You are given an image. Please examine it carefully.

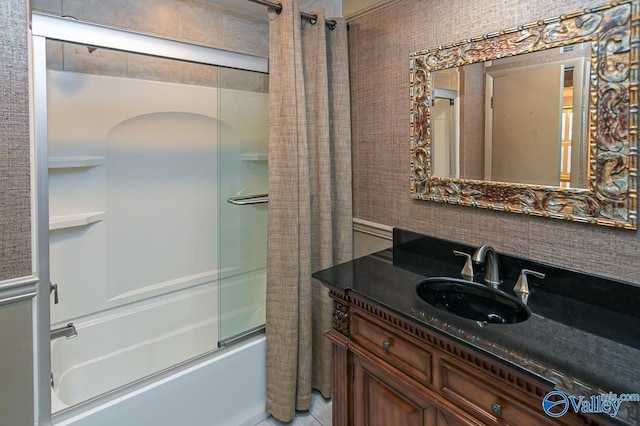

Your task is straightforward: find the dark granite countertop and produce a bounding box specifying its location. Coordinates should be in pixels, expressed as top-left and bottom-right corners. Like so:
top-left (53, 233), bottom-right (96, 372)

top-left (313, 229), bottom-right (640, 425)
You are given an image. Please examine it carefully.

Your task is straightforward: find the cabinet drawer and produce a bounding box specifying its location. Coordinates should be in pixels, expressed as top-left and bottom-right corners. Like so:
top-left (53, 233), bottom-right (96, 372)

top-left (350, 312), bottom-right (432, 387)
top-left (439, 360), bottom-right (558, 425)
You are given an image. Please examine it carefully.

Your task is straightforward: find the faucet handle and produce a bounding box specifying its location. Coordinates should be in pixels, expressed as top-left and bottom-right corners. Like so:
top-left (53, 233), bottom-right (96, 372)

top-left (50, 282), bottom-right (59, 304)
top-left (453, 250), bottom-right (474, 281)
top-left (514, 269), bottom-right (546, 294)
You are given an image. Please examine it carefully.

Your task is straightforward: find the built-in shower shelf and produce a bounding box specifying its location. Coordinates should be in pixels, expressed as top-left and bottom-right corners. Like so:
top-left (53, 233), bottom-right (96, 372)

top-left (49, 156), bottom-right (105, 169)
top-left (241, 154), bottom-right (268, 162)
top-left (49, 211), bottom-right (105, 231)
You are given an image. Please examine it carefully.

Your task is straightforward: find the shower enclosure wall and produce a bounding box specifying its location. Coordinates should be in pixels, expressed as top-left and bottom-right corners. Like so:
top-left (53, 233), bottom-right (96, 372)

top-left (32, 14), bottom-right (268, 425)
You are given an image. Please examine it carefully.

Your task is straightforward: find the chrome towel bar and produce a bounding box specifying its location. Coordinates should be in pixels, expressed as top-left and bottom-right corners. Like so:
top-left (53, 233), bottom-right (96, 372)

top-left (227, 193), bottom-right (269, 205)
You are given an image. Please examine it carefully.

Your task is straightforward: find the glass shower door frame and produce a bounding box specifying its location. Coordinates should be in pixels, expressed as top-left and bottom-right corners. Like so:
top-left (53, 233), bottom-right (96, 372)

top-left (31, 13), bottom-right (267, 426)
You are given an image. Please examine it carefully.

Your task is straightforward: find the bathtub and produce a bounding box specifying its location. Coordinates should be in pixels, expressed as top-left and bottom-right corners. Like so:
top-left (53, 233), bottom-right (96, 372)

top-left (52, 336), bottom-right (267, 426)
top-left (51, 282), bottom-right (267, 426)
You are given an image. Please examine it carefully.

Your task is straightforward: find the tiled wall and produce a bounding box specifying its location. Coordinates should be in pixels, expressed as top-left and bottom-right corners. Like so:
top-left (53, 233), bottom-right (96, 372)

top-left (0, 0), bottom-right (31, 281)
top-left (348, 0), bottom-right (640, 283)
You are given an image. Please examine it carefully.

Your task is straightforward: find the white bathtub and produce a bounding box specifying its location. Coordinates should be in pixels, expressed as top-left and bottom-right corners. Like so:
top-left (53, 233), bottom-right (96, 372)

top-left (50, 282), bottom-right (267, 425)
top-left (52, 336), bottom-right (267, 426)
top-left (51, 283), bottom-right (221, 408)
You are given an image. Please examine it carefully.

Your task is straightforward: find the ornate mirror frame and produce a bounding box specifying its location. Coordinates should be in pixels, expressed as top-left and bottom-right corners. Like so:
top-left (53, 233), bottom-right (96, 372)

top-left (410, 0), bottom-right (638, 229)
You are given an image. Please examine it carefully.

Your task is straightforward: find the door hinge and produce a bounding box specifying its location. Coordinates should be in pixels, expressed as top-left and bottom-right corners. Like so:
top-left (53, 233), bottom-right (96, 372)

top-left (491, 96), bottom-right (494, 109)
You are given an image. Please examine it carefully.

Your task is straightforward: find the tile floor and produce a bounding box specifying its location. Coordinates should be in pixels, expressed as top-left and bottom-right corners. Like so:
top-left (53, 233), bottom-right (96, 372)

top-left (256, 391), bottom-right (332, 425)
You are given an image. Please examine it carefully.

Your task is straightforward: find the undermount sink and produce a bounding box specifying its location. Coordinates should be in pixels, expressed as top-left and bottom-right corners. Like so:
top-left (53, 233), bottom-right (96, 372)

top-left (416, 277), bottom-right (530, 324)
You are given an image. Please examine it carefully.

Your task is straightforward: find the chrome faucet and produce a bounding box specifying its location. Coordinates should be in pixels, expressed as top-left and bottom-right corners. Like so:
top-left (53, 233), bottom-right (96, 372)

top-left (50, 323), bottom-right (78, 341)
top-left (514, 269), bottom-right (546, 296)
top-left (472, 245), bottom-right (501, 289)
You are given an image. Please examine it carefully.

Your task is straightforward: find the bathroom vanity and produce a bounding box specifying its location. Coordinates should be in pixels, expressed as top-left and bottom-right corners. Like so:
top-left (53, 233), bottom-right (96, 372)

top-left (313, 229), bottom-right (640, 426)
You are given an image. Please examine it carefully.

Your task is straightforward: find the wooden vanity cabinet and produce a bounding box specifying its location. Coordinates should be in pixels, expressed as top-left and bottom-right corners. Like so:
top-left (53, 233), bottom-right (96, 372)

top-left (327, 291), bottom-right (609, 426)
top-left (352, 350), bottom-right (480, 425)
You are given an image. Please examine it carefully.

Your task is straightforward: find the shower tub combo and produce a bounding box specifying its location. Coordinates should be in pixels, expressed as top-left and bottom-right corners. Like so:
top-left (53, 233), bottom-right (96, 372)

top-left (33, 14), bottom-right (269, 425)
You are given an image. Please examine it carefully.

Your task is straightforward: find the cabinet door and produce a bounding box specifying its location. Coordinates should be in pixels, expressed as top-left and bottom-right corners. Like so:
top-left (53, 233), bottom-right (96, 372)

top-left (353, 353), bottom-right (478, 426)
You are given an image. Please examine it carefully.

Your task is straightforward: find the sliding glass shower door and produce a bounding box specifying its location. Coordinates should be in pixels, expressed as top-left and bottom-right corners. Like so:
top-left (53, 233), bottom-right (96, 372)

top-left (46, 44), bottom-right (222, 410)
top-left (43, 37), bottom-right (268, 411)
top-left (218, 69), bottom-right (269, 343)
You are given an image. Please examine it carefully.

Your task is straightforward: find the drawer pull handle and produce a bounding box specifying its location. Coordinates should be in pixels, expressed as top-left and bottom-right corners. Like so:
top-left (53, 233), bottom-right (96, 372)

top-left (491, 403), bottom-right (503, 417)
top-left (382, 341), bottom-right (391, 351)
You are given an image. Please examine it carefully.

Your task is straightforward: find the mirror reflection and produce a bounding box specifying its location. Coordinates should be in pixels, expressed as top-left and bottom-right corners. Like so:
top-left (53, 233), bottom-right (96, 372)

top-left (430, 43), bottom-right (591, 188)
top-left (410, 1), bottom-right (638, 229)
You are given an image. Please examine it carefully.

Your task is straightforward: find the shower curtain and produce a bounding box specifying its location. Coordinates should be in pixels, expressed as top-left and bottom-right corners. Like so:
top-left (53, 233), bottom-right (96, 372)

top-left (265, 0), bottom-right (352, 422)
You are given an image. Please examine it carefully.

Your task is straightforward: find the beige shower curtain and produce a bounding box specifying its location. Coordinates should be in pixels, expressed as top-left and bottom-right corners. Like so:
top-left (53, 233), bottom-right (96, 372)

top-left (265, 0), bottom-right (352, 422)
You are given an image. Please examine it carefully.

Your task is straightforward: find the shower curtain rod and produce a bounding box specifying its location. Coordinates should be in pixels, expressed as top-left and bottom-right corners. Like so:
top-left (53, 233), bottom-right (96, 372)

top-left (247, 0), bottom-right (338, 29)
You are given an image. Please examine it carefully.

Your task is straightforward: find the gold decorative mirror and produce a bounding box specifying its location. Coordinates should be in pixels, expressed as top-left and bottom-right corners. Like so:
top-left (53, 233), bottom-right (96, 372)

top-left (410, 0), bottom-right (638, 229)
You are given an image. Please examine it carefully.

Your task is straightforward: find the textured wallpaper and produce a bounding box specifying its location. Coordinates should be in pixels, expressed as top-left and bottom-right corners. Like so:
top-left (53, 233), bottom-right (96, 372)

top-left (0, 0), bottom-right (32, 280)
top-left (349, 0), bottom-right (639, 283)
top-left (32, 0), bottom-right (270, 58)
